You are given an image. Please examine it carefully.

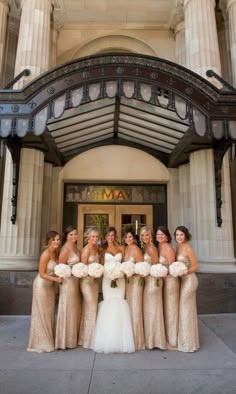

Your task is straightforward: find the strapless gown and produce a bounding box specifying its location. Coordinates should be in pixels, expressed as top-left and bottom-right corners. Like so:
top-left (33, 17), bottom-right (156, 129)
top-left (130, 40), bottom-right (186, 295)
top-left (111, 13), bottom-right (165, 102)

top-left (143, 253), bottom-right (166, 350)
top-left (79, 253), bottom-right (100, 349)
top-left (160, 255), bottom-right (180, 350)
top-left (92, 253), bottom-right (135, 353)
top-left (177, 254), bottom-right (199, 352)
top-left (27, 260), bottom-right (57, 353)
top-left (126, 257), bottom-right (145, 350)
top-left (55, 253), bottom-right (81, 349)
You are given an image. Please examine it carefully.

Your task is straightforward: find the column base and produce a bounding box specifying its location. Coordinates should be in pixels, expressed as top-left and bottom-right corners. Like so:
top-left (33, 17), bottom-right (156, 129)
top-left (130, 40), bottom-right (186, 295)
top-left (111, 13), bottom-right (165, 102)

top-left (199, 259), bottom-right (236, 273)
top-left (0, 257), bottom-right (39, 271)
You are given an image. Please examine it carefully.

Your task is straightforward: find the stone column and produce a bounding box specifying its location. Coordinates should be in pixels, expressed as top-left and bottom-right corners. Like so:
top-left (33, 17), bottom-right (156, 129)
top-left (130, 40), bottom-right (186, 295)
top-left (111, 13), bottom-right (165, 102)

top-left (184, 0), bottom-right (221, 81)
top-left (179, 163), bottom-right (192, 230)
top-left (50, 26), bottom-right (59, 68)
top-left (2, 16), bottom-right (20, 87)
top-left (174, 21), bottom-right (186, 68)
top-left (0, 149), bottom-right (44, 270)
top-left (40, 163), bottom-right (53, 249)
top-left (14, 0), bottom-right (52, 88)
top-left (0, 0), bottom-right (9, 87)
top-left (190, 150), bottom-right (235, 272)
top-left (0, 0), bottom-right (53, 270)
top-left (183, 0), bottom-right (235, 271)
top-left (225, 0), bottom-right (236, 86)
top-left (167, 169), bottom-right (180, 236)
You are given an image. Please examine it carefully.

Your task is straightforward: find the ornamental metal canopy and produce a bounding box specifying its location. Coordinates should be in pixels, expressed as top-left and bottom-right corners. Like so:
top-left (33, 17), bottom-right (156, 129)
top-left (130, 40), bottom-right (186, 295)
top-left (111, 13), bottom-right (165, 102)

top-left (0, 53), bottom-right (236, 225)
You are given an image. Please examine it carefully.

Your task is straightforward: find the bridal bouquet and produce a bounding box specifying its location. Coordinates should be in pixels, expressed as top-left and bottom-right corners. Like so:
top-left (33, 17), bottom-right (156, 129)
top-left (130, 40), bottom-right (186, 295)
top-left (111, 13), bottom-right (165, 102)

top-left (88, 262), bottom-right (104, 278)
top-left (150, 263), bottom-right (168, 286)
top-left (121, 261), bottom-right (135, 278)
top-left (104, 261), bottom-right (124, 288)
top-left (71, 262), bottom-right (88, 278)
top-left (54, 263), bottom-right (71, 279)
top-left (134, 262), bottom-right (151, 285)
top-left (169, 261), bottom-right (188, 277)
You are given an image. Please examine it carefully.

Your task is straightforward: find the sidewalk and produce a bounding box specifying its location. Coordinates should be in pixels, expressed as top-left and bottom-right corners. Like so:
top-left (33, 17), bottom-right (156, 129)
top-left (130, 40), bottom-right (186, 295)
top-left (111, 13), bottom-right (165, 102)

top-left (0, 314), bottom-right (236, 394)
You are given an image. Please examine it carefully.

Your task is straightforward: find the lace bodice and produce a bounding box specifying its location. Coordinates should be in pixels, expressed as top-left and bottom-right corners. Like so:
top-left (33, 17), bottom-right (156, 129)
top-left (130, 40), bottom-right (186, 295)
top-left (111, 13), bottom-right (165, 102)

top-left (103, 252), bottom-right (124, 299)
top-left (104, 252), bottom-right (122, 263)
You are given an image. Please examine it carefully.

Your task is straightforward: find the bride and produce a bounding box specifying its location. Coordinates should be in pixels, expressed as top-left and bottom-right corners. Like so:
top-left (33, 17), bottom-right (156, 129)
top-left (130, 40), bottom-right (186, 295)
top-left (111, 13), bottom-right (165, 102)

top-left (92, 227), bottom-right (135, 354)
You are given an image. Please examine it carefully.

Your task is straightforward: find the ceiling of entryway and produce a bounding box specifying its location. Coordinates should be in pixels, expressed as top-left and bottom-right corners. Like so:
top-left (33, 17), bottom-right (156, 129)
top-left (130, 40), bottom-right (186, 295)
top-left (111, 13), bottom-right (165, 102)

top-left (58, 0), bottom-right (179, 26)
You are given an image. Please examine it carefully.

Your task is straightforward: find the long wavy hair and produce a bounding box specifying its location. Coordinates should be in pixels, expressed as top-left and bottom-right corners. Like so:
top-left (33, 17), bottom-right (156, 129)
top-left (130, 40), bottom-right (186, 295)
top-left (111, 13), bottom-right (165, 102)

top-left (45, 230), bottom-right (60, 259)
top-left (62, 225), bottom-right (77, 245)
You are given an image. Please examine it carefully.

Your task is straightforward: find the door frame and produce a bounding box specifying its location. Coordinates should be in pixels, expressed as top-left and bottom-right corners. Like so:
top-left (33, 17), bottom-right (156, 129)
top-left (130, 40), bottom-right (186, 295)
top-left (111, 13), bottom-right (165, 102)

top-left (77, 203), bottom-right (153, 249)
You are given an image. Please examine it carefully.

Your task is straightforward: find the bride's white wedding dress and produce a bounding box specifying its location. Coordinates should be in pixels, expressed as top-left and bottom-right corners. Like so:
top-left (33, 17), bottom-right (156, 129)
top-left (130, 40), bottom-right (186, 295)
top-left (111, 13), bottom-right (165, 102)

top-left (92, 252), bottom-right (135, 354)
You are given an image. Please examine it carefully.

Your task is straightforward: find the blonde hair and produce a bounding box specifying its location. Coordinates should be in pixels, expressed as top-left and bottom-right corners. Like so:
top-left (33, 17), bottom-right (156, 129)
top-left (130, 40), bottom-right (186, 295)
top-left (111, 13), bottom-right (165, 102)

top-left (84, 227), bottom-right (100, 244)
top-left (139, 226), bottom-right (153, 248)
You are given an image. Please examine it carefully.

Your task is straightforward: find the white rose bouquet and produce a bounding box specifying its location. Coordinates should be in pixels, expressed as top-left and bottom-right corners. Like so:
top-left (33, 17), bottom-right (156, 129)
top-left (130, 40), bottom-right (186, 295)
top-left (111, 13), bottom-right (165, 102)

top-left (54, 263), bottom-right (71, 279)
top-left (169, 261), bottom-right (188, 277)
top-left (88, 262), bottom-right (104, 278)
top-left (121, 261), bottom-right (135, 280)
top-left (134, 261), bottom-right (151, 285)
top-left (104, 261), bottom-right (124, 288)
top-left (150, 263), bottom-right (168, 286)
top-left (71, 262), bottom-right (88, 278)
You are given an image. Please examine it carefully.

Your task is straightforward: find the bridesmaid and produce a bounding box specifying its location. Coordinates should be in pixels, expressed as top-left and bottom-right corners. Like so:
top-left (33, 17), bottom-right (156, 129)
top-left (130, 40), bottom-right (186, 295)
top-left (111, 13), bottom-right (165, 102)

top-left (174, 226), bottom-right (200, 352)
top-left (156, 226), bottom-right (179, 350)
top-left (140, 226), bottom-right (166, 350)
top-left (124, 228), bottom-right (145, 350)
top-left (79, 227), bottom-right (101, 349)
top-left (27, 231), bottom-right (62, 353)
top-left (55, 225), bottom-right (81, 350)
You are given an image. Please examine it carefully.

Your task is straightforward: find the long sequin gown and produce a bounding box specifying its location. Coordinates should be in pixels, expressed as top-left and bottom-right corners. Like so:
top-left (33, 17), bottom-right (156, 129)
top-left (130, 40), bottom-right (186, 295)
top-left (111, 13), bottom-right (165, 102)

top-left (177, 254), bottom-right (200, 352)
top-left (79, 254), bottom-right (100, 349)
top-left (143, 253), bottom-right (166, 350)
top-left (160, 255), bottom-right (180, 350)
top-left (92, 252), bottom-right (135, 353)
top-left (126, 258), bottom-right (145, 350)
top-left (27, 260), bottom-right (57, 353)
top-left (55, 253), bottom-right (81, 349)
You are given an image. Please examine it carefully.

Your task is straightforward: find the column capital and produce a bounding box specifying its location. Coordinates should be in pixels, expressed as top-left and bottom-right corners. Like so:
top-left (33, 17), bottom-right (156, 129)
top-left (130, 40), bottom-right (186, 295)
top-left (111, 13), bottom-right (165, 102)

top-left (169, 0), bottom-right (184, 32)
top-left (52, 0), bottom-right (65, 31)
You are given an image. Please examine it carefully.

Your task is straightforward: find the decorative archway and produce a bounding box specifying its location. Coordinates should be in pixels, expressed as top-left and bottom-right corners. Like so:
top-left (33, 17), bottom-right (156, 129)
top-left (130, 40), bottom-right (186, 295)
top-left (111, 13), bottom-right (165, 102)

top-left (0, 53), bottom-right (236, 225)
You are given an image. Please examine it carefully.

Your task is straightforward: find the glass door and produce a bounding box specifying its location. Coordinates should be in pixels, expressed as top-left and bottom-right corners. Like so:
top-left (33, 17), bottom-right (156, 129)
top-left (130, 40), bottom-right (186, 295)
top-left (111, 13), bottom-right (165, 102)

top-left (77, 204), bottom-right (153, 249)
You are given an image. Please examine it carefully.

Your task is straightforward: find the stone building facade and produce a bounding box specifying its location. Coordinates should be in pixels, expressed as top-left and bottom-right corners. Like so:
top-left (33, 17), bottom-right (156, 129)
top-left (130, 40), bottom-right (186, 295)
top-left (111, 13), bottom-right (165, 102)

top-left (0, 0), bottom-right (236, 314)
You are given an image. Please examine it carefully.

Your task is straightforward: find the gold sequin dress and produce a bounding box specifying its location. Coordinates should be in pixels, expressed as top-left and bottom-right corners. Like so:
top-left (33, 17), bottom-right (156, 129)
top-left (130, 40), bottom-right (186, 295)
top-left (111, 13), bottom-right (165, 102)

top-left (177, 254), bottom-right (200, 352)
top-left (143, 253), bottom-right (166, 349)
top-left (160, 255), bottom-right (180, 350)
top-left (79, 253), bottom-right (100, 349)
top-left (27, 260), bottom-right (57, 353)
top-left (126, 257), bottom-right (145, 350)
top-left (55, 252), bottom-right (81, 349)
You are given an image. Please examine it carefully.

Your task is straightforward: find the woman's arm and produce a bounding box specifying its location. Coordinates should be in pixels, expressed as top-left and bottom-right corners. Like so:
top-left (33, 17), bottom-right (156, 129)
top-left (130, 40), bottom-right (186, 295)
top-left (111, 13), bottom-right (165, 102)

top-left (166, 244), bottom-right (175, 264)
top-left (39, 251), bottom-right (63, 283)
top-left (186, 246), bottom-right (199, 274)
top-left (81, 246), bottom-right (90, 264)
top-left (58, 246), bottom-right (70, 264)
top-left (134, 245), bottom-right (144, 262)
top-left (147, 244), bottom-right (159, 264)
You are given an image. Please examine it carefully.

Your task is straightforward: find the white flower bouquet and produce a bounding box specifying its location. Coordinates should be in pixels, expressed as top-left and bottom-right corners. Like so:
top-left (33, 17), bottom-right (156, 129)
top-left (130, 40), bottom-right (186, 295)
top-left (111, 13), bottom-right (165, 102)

top-left (88, 262), bottom-right (104, 278)
top-left (54, 263), bottom-right (71, 279)
top-left (104, 261), bottom-right (124, 288)
top-left (150, 263), bottom-right (168, 286)
top-left (121, 261), bottom-right (135, 278)
top-left (71, 262), bottom-right (88, 278)
top-left (134, 261), bottom-right (151, 285)
top-left (169, 261), bottom-right (188, 277)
